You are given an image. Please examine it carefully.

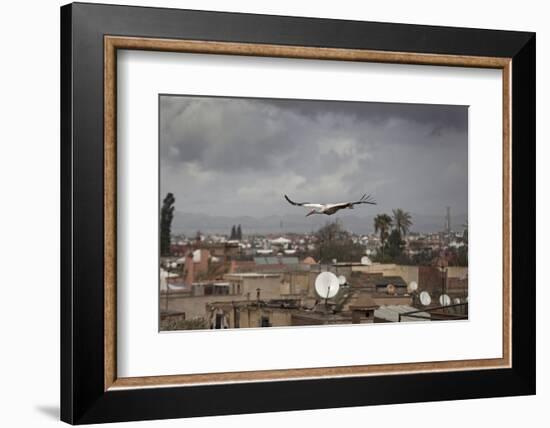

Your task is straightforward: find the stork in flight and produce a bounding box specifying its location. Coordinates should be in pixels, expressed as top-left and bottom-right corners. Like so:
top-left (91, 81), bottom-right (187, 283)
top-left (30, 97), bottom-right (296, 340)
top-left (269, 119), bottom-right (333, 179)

top-left (284, 193), bottom-right (376, 217)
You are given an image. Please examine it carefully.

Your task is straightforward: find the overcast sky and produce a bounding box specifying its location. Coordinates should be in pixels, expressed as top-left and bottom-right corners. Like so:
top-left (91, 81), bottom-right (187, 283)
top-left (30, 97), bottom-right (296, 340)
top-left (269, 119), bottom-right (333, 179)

top-left (160, 95), bottom-right (468, 220)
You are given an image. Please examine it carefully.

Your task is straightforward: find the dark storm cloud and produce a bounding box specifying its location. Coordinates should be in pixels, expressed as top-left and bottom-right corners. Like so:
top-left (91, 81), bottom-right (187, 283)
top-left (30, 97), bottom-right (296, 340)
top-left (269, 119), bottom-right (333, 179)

top-left (160, 96), bottom-right (303, 172)
top-left (159, 94), bottom-right (468, 222)
top-left (253, 97), bottom-right (467, 133)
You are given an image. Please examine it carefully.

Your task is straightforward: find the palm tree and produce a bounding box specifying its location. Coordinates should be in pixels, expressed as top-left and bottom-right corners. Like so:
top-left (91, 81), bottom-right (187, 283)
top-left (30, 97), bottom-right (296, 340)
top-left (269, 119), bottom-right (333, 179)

top-left (392, 208), bottom-right (413, 236)
top-left (374, 214), bottom-right (393, 248)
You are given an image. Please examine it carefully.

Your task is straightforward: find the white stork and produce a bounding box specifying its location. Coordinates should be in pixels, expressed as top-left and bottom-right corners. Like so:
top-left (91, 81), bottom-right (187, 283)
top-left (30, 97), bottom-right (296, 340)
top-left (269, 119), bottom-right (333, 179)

top-left (284, 193), bottom-right (376, 217)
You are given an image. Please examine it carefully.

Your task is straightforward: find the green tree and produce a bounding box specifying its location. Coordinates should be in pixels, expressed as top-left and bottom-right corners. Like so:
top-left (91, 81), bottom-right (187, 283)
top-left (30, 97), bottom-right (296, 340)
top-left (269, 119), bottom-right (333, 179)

top-left (386, 229), bottom-right (405, 259)
top-left (237, 224), bottom-right (242, 241)
top-left (315, 220), bottom-right (365, 264)
top-left (392, 208), bottom-right (413, 236)
top-left (230, 225), bottom-right (236, 240)
top-left (411, 249), bottom-right (436, 266)
top-left (457, 245), bottom-right (468, 266)
top-left (457, 221), bottom-right (468, 266)
top-left (374, 214), bottom-right (393, 256)
top-left (160, 193), bottom-right (175, 256)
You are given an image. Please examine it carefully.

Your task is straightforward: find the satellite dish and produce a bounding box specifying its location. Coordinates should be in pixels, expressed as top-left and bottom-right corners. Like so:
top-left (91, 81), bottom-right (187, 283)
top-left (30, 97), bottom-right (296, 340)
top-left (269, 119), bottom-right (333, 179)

top-left (453, 297), bottom-right (462, 305)
top-left (315, 272), bottom-right (340, 299)
top-left (361, 256), bottom-right (372, 266)
top-left (419, 291), bottom-right (431, 306)
top-left (386, 284), bottom-right (396, 295)
top-left (407, 281), bottom-right (418, 293)
top-left (338, 275), bottom-right (347, 285)
top-left (439, 294), bottom-right (452, 306)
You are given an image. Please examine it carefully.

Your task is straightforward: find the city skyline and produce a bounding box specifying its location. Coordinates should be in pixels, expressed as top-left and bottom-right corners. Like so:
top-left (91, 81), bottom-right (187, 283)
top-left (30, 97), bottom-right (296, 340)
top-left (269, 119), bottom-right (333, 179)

top-left (169, 210), bottom-right (468, 237)
top-left (159, 94), bottom-right (469, 332)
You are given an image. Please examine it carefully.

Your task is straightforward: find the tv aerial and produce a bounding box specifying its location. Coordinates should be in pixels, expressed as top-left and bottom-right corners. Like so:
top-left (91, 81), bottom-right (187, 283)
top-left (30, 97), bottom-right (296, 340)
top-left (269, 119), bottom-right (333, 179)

top-left (315, 272), bottom-right (340, 300)
top-left (386, 283), bottom-right (396, 295)
top-left (419, 291), bottom-right (431, 306)
top-left (338, 275), bottom-right (347, 286)
top-left (361, 256), bottom-right (372, 266)
top-left (439, 294), bottom-right (452, 307)
top-left (407, 281), bottom-right (418, 294)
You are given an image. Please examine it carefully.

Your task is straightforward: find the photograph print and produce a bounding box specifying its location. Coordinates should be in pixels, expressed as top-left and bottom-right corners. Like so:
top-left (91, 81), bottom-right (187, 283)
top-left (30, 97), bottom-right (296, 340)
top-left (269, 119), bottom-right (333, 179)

top-left (159, 94), bottom-right (468, 331)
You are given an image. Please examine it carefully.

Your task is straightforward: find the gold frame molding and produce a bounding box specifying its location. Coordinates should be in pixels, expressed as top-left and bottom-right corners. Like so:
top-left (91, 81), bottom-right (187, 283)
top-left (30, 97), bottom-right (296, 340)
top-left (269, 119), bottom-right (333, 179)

top-left (104, 35), bottom-right (512, 391)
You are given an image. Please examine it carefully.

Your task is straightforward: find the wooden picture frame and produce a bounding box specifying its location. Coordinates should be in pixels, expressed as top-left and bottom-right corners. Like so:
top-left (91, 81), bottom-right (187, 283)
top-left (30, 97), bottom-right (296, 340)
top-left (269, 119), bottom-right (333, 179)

top-left (61, 2), bottom-right (535, 424)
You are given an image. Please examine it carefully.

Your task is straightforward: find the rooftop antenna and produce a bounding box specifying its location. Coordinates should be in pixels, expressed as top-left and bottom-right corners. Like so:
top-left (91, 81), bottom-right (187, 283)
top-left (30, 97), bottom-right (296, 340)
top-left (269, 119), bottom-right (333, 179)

top-left (419, 291), bottom-right (432, 306)
top-left (439, 294), bottom-right (451, 307)
top-left (407, 281), bottom-right (418, 294)
top-left (407, 281), bottom-right (418, 305)
top-left (315, 272), bottom-right (340, 311)
top-left (445, 206), bottom-right (451, 235)
top-left (361, 256), bottom-right (372, 266)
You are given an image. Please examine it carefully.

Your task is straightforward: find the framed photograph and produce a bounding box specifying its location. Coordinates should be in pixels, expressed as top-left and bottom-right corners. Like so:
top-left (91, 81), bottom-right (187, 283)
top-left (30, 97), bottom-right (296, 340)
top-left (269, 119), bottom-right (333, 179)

top-left (61, 2), bottom-right (535, 424)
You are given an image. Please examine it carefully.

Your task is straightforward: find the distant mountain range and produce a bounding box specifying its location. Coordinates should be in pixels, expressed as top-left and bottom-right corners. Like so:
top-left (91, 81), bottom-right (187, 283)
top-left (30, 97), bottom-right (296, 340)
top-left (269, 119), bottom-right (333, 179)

top-left (172, 210), bottom-right (468, 236)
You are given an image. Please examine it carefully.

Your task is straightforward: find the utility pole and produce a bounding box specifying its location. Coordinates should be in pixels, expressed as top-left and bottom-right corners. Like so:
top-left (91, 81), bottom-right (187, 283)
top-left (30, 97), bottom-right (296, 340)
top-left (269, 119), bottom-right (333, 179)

top-left (445, 206), bottom-right (451, 235)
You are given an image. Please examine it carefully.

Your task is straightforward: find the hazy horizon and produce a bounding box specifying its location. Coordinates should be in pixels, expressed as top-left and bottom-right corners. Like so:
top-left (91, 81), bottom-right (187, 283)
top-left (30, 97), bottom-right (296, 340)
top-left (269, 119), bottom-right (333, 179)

top-left (170, 209), bottom-right (468, 236)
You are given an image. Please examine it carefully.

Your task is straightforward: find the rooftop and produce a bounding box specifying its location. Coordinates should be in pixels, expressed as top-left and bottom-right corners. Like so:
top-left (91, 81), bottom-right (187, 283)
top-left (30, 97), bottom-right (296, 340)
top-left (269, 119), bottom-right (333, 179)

top-left (348, 294), bottom-right (379, 310)
top-left (225, 273), bottom-right (281, 279)
top-left (254, 256), bottom-right (299, 265)
top-left (374, 305), bottom-right (431, 322)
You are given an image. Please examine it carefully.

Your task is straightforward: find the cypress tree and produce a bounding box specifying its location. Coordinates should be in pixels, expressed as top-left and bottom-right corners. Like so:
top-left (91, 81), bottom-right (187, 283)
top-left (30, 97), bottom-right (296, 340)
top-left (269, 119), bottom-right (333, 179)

top-left (160, 193), bottom-right (175, 256)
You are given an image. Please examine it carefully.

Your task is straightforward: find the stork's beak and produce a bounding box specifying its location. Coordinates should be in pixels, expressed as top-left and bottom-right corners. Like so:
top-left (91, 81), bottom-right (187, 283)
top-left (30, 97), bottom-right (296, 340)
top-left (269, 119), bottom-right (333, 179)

top-left (306, 210), bottom-right (316, 217)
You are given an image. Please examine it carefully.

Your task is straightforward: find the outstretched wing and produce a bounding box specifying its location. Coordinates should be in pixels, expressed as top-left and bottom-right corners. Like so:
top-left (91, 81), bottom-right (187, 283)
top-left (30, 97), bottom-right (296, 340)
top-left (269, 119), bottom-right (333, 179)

top-left (284, 194), bottom-right (307, 206)
top-left (349, 193), bottom-right (377, 206)
top-left (284, 195), bottom-right (323, 209)
top-left (327, 194), bottom-right (377, 211)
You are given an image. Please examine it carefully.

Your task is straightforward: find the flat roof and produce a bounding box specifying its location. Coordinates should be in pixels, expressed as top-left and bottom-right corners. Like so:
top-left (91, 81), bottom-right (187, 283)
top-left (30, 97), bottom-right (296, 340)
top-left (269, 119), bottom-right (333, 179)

top-left (225, 273), bottom-right (281, 278)
top-left (374, 305), bottom-right (431, 322)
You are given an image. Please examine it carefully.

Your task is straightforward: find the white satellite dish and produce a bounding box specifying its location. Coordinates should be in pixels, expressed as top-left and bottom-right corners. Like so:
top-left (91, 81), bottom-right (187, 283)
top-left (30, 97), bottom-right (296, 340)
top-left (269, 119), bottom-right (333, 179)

top-left (407, 281), bottom-right (418, 293)
top-left (453, 297), bottom-right (462, 305)
top-left (419, 291), bottom-right (431, 306)
top-left (361, 256), bottom-right (372, 266)
top-left (315, 272), bottom-right (340, 299)
top-left (338, 275), bottom-right (347, 285)
top-left (439, 294), bottom-right (452, 306)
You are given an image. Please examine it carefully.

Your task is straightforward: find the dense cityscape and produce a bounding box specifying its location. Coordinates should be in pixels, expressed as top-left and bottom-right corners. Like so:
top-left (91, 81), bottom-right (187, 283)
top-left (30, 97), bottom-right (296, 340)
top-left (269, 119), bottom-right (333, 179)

top-left (158, 95), bottom-right (469, 331)
top-left (160, 193), bottom-right (468, 331)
